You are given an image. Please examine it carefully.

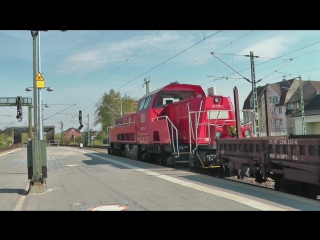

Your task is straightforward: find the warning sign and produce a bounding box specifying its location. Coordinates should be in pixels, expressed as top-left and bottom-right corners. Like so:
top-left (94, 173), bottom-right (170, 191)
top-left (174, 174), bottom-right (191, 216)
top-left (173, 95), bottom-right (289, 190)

top-left (36, 72), bottom-right (45, 88)
top-left (36, 72), bottom-right (45, 81)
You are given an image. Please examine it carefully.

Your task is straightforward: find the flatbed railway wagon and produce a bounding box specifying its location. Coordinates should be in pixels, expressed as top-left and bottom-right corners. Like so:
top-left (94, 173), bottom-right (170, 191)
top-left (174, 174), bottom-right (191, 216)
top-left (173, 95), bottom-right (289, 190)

top-left (217, 87), bottom-right (320, 199)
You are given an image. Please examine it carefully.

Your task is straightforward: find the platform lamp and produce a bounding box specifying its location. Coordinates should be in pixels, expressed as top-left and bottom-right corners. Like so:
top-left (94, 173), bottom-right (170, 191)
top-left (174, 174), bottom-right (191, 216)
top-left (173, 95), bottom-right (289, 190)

top-left (25, 87), bottom-right (53, 140)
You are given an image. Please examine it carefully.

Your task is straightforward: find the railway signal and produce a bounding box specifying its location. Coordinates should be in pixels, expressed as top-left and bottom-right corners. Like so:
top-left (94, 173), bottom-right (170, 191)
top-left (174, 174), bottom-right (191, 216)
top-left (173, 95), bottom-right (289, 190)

top-left (16, 96), bottom-right (22, 122)
top-left (79, 110), bottom-right (83, 130)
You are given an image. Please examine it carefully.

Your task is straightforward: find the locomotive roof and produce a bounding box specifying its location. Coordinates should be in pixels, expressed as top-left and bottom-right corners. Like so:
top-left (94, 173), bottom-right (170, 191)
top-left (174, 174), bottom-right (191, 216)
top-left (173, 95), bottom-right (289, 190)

top-left (142, 83), bottom-right (205, 99)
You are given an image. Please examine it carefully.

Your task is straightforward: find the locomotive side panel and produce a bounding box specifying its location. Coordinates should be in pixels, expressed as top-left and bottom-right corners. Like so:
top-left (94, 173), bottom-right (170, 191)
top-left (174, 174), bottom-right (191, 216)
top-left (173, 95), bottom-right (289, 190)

top-left (135, 94), bottom-right (154, 144)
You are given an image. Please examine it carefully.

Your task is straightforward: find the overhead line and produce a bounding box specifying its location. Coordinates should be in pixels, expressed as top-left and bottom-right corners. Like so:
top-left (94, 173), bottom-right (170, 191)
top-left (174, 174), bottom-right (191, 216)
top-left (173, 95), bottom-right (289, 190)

top-left (47, 31), bottom-right (160, 123)
top-left (74, 31), bottom-right (160, 106)
top-left (143, 30), bottom-right (255, 88)
top-left (115, 30), bottom-right (222, 92)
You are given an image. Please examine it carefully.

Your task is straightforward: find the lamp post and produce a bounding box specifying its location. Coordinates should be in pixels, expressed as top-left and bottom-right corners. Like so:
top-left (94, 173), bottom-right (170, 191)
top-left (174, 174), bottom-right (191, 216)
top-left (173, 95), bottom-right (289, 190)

top-left (26, 87), bottom-right (53, 140)
top-left (28, 30), bottom-right (65, 194)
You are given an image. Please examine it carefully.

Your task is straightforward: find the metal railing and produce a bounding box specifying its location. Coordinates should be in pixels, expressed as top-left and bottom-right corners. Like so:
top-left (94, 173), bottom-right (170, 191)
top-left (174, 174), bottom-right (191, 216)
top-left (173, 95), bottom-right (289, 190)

top-left (187, 102), bottom-right (238, 156)
top-left (46, 140), bottom-right (60, 147)
top-left (154, 115), bottom-right (179, 158)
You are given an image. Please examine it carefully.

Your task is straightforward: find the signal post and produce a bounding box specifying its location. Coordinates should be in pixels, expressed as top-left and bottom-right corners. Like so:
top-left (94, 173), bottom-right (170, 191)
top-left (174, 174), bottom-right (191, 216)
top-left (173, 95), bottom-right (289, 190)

top-left (27, 31), bottom-right (47, 194)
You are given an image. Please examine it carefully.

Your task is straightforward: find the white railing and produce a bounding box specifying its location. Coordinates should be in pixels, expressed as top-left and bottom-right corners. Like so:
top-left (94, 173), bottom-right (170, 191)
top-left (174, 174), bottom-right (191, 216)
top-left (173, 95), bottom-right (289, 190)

top-left (46, 140), bottom-right (60, 147)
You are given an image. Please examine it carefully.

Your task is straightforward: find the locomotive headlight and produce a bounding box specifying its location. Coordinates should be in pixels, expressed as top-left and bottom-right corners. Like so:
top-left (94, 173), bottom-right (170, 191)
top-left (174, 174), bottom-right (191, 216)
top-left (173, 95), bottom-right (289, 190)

top-left (214, 97), bottom-right (219, 103)
top-left (216, 130), bottom-right (221, 139)
top-left (244, 129), bottom-right (251, 138)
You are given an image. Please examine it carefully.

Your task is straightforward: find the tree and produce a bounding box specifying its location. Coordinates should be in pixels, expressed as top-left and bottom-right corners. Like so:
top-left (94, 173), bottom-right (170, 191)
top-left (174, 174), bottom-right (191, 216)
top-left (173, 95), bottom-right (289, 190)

top-left (93, 89), bottom-right (138, 135)
top-left (55, 133), bottom-right (61, 140)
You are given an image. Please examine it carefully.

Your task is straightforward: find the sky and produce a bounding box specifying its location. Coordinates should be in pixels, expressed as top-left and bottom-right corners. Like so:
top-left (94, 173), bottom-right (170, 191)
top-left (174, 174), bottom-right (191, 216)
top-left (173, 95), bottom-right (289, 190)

top-left (1, 30), bottom-right (320, 134)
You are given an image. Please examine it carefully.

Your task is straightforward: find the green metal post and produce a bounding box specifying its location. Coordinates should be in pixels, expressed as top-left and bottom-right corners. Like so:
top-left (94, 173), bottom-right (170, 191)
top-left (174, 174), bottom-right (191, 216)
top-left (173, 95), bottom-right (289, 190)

top-left (28, 105), bottom-right (32, 139)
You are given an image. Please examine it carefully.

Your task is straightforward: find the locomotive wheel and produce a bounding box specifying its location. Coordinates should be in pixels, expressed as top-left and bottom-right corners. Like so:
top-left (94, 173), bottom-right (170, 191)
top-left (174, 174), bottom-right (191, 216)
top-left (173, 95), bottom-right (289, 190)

top-left (274, 176), bottom-right (286, 192)
top-left (219, 165), bottom-right (230, 178)
top-left (110, 149), bottom-right (114, 155)
top-left (121, 150), bottom-right (126, 158)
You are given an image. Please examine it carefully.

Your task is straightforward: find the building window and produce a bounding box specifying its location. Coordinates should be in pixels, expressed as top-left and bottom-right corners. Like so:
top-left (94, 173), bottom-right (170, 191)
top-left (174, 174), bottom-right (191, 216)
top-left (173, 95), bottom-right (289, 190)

top-left (279, 108), bottom-right (282, 114)
top-left (276, 97), bottom-right (278, 103)
top-left (280, 119), bottom-right (283, 126)
top-left (269, 97), bottom-right (272, 103)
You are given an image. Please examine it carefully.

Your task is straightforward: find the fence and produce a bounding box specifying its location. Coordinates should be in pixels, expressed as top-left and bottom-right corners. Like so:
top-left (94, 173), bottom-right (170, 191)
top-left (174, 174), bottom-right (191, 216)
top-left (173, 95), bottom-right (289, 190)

top-left (46, 140), bottom-right (60, 147)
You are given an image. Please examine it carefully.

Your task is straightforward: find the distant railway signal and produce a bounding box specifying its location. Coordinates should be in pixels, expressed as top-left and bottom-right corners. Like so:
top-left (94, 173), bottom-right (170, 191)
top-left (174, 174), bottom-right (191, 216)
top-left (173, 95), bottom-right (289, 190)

top-left (78, 110), bottom-right (83, 130)
top-left (16, 96), bottom-right (22, 122)
top-left (79, 110), bottom-right (82, 124)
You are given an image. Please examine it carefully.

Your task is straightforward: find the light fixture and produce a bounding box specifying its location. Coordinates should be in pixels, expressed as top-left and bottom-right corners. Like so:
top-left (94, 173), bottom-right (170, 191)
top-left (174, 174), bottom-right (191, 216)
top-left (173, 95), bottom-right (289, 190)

top-left (215, 130), bottom-right (221, 139)
top-left (25, 87), bottom-right (53, 92)
top-left (244, 129), bottom-right (251, 138)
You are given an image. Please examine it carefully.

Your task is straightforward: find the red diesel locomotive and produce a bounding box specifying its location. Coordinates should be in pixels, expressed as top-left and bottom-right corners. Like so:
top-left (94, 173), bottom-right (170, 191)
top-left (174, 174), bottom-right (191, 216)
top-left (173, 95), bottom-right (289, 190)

top-left (107, 82), bottom-right (252, 169)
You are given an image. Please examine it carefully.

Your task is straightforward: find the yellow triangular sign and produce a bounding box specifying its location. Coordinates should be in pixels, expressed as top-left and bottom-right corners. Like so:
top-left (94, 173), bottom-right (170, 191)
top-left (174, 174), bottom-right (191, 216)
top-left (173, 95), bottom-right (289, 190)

top-left (36, 72), bottom-right (44, 81)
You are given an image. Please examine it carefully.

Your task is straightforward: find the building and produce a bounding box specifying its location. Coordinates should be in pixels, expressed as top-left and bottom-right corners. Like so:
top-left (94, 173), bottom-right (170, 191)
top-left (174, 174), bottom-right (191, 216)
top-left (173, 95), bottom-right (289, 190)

top-left (242, 78), bottom-right (299, 136)
top-left (63, 127), bottom-right (82, 143)
top-left (290, 89), bottom-right (320, 134)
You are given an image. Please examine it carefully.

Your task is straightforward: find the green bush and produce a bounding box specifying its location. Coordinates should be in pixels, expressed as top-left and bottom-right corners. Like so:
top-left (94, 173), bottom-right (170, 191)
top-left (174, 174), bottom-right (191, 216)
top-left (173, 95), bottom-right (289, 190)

top-left (0, 134), bottom-right (12, 148)
top-left (92, 139), bottom-right (103, 146)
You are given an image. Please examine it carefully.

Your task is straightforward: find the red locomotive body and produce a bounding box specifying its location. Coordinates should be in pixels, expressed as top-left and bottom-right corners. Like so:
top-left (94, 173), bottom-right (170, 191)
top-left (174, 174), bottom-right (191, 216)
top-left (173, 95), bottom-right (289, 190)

top-left (108, 83), bottom-right (252, 168)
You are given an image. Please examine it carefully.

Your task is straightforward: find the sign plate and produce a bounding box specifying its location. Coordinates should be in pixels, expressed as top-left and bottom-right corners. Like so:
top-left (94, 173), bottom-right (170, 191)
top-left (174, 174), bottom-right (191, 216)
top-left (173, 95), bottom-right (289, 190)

top-left (36, 80), bottom-right (45, 88)
top-left (36, 72), bottom-right (45, 81)
top-left (36, 72), bottom-right (45, 88)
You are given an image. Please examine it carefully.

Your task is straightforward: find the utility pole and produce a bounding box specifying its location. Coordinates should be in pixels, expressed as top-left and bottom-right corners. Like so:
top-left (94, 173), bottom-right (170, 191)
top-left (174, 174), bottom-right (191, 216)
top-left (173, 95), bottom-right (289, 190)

top-left (143, 76), bottom-right (150, 94)
top-left (28, 30), bottom-right (47, 194)
top-left (28, 105), bottom-right (32, 140)
top-left (249, 51), bottom-right (260, 137)
top-left (31, 31), bottom-right (38, 141)
top-left (210, 51), bottom-right (291, 138)
top-left (38, 31), bottom-right (43, 140)
top-left (60, 121), bottom-right (63, 141)
top-left (115, 94), bottom-right (128, 117)
top-left (87, 114), bottom-right (90, 145)
top-left (299, 75), bottom-right (306, 135)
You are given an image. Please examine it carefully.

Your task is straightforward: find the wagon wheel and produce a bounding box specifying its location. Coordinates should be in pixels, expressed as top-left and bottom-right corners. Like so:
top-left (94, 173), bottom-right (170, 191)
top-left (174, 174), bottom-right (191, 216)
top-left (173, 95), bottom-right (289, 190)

top-left (236, 169), bottom-right (243, 179)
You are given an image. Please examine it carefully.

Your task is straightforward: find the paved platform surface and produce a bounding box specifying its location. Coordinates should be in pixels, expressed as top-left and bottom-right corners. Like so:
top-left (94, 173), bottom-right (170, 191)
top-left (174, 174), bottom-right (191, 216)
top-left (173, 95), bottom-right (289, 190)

top-left (1, 146), bottom-right (320, 211)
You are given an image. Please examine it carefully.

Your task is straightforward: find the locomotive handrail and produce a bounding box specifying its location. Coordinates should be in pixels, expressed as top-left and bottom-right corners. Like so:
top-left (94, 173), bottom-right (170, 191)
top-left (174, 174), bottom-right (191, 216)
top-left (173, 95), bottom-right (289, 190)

top-left (187, 101), bottom-right (204, 156)
top-left (188, 107), bottom-right (238, 156)
top-left (154, 115), bottom-right (179, 158)
top-left (114, 121), bottom-right (136, 127)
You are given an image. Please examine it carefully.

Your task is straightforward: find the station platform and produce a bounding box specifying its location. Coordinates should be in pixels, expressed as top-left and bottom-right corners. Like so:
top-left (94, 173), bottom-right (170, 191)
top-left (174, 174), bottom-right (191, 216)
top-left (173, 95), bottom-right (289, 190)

top-left (0, 146), bottom-right (320, 211)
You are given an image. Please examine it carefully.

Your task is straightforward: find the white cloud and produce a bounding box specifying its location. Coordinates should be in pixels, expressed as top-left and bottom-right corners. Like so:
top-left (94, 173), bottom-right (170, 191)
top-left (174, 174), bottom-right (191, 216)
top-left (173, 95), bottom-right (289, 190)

top-left (57, 31), bottom-right (228, 75)
top-left (237, 35), bottom-right (298, 58)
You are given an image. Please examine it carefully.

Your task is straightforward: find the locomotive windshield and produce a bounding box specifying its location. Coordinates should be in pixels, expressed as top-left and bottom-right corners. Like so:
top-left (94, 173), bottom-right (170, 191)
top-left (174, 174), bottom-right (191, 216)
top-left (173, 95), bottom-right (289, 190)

top-left (153, 91), bottom-right (195, 108)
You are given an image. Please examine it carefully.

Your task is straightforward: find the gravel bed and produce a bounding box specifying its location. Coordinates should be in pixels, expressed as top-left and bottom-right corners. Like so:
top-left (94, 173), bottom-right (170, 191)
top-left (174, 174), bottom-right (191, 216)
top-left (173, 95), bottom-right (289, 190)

top-left (226, 176), bottom-right (275, 189)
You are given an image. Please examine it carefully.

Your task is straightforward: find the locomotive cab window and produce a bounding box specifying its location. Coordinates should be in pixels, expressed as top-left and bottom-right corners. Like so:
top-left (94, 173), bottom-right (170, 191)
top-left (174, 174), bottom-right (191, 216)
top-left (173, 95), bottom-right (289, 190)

top-left (153, 91), bottom-right (195, 108)
top-left (138, 96), bottom-right (153, 111)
